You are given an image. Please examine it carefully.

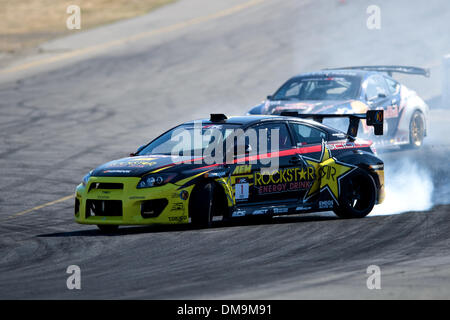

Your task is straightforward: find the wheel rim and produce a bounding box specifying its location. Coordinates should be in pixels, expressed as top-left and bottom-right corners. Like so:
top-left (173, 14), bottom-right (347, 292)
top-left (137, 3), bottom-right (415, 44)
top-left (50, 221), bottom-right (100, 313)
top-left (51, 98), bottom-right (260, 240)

top-left (344, 175), bottom-right (373, 213)
top-left (411, 113), bottom-right (424, 147)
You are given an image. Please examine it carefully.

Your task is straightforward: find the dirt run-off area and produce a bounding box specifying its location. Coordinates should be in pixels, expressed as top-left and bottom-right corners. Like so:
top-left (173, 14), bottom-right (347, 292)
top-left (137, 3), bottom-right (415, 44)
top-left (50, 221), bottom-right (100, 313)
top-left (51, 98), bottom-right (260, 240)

top-left (0, 0), bottom-right (176, 54)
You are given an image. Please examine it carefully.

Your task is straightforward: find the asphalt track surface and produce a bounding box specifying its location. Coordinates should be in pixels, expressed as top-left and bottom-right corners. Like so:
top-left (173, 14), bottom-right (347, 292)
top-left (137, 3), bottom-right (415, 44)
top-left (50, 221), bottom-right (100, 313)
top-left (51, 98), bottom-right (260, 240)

top-left (1, 0), bottom-right (450, 299)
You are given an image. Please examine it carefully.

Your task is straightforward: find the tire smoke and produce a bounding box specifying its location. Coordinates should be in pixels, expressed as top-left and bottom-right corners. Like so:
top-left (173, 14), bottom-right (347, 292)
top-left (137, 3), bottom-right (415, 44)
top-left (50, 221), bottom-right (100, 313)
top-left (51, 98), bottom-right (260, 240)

top-left (370, 158), bottom-right (434, 216)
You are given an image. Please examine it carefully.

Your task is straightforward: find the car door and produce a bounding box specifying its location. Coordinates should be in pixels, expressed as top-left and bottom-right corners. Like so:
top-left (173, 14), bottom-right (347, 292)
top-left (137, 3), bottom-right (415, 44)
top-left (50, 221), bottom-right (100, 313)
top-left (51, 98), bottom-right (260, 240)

top-left (362, 74), bottom-right (396, 136)
top-left (363, 74), bottom-right (392, 110)
top-left (383, 75), bottom-right (402, 134)
top-left (234, 121), bottom-right (299, 205)
top-left (288, 121), bottom-right (328, 201)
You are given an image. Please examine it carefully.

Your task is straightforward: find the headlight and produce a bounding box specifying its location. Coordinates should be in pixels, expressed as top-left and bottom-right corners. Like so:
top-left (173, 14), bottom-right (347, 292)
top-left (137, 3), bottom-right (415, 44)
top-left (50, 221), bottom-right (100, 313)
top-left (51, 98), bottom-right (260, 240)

top-left (137, 173), bottom-right (176, 189)
top-left (81, 171), bottom-right (92, 186)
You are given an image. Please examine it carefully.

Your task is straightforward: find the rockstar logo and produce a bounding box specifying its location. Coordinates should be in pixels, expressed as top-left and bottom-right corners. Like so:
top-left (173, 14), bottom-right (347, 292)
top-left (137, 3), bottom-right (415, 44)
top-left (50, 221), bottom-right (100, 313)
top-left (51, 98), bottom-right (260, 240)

top-left (298, 168), bottom-right (307, 180)
top-left (304, 143), bottom-right (355, 202)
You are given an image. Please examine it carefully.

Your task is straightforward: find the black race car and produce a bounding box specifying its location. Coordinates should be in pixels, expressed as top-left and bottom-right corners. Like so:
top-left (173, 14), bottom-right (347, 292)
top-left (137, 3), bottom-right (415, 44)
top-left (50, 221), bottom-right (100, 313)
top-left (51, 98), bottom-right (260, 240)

top-left (248, 66), bottom-right (429, 149)
top-left (75, 111), bottom-right (385, 232)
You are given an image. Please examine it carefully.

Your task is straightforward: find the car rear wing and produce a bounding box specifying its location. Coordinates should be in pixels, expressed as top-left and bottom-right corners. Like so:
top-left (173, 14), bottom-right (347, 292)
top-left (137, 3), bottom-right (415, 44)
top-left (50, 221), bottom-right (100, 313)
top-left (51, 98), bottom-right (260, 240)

top-left (324, 65), bottom-right (430, 77)
top-left (280, 110), bottom-right (384, 139)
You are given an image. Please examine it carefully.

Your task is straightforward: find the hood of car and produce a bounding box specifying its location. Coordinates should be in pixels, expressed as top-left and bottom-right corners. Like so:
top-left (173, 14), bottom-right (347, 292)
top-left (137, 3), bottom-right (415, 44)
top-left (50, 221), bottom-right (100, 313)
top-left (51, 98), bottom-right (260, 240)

top-left (91, 155), bottom-right (186, 177)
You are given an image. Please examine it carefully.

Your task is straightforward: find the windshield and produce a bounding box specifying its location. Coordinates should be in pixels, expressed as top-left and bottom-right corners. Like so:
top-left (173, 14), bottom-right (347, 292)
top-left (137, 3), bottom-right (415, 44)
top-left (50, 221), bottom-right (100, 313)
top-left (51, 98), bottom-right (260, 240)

top-left (272, 75), bottom-right (361, 101)
top-left (137, 123), bottom-right (242, 156)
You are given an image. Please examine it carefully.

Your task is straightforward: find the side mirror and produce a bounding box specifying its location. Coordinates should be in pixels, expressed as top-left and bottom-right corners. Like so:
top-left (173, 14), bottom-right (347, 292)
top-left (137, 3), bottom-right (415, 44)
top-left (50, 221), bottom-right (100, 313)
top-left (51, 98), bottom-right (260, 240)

top-left (266, 95), bottom-right (273, 100)
top-left (366, 94), bottom-right (376, 103)
top-left (130, 145), bottom-right (145, 157)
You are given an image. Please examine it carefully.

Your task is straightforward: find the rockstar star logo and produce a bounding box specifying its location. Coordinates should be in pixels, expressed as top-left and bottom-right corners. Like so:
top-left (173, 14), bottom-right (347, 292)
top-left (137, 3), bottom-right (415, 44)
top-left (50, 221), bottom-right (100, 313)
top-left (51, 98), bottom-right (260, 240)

top-left (298, 168), bottom-right (307, 180)
top-left (304, 143), bottom-right (355, 202)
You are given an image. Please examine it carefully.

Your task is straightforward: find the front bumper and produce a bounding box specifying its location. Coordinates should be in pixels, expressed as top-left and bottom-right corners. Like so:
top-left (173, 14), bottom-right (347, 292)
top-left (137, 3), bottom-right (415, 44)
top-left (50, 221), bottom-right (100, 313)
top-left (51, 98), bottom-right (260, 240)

top-left (75, 176), bottom-right (193, 225)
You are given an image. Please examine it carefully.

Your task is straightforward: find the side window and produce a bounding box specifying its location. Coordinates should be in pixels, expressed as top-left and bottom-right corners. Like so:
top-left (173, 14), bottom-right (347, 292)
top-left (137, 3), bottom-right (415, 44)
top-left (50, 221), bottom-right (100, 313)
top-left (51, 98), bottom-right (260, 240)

top-left (384, 76), bottom-right (400, 94)
top-left (285, 82), bottom-right (300, 97)
top-left (248, 122), bottom-right (293, 151)
top-left (364, 77), bottom-right (377, 101)
top-left (364, 75), bottom-right (389, 101)
top-left (290, 122), bottom-right (327, 146)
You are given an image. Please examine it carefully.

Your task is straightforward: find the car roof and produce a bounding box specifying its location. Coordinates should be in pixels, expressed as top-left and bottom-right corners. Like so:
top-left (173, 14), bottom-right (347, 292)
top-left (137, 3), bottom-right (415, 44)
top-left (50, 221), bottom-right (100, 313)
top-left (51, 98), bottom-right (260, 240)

top-left (290, 69), bottom-right (374, 80)
top-left (183, 115), bottom-right (340, 133)
top-left (183, 115), bottom-right (283, 126)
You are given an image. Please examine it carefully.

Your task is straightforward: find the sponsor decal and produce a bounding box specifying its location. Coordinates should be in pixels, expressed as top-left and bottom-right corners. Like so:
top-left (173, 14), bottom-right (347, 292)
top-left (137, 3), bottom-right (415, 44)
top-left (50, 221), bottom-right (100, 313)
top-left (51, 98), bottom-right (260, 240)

top-left (321, 165), bottom-right (337, 181)
top-left (232, 210), bottom-right (246, 217)
top-left (327, 142), bottom-right (370, 150)
top-left (296, 206), bottom-right (312, 211)
top-left (384, 106), bottom-right (396, 119)
top-left (107, 159), bottom-right (157, 168)
top-left (254, 166), bottom-right (315, 195)
top-left (125, 161), bottom-right (157, 167)
top-left (235, 181), bottom-right (249, 200)
top-left (171, 203), bottom-right (184, 211)
top-left (319, 200), bottom-right (334, 209)
top-left (168, 216), bottom-right (188, 222)
top-left (256, 182), bottom-right (312, 194)
top-left (332, 132), bottom-right (347, 139)
top-left (305, 143), bottom-right (356, 201)
top-left (273, 103), bottom-right (310, 112)
top-left (319, 160), bottom-right (353, 201)
top-left (252, 209), bottom-right (267, 215)
top-left (208, 171), bottom-right (227, 177)
top-left (103, 169), bottom-right (131, 173)
top-left (129, 196), bottom-right (145, 199)
top-left (232, 165), bottom-right (252, 175)
top-left (273, 207), bottom-right (288, 214)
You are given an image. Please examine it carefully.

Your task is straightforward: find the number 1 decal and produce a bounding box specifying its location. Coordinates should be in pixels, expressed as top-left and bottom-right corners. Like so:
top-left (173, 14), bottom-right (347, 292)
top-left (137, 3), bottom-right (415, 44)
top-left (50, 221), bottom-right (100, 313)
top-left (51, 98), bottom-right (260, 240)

top-left (235, 183), bottom-right (249, 200)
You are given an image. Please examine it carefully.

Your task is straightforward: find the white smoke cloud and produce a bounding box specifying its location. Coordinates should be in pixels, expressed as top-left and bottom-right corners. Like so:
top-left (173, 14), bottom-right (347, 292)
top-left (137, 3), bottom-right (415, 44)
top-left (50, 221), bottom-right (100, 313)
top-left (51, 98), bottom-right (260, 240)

top-left (370, 158), bottom-right (434, 216)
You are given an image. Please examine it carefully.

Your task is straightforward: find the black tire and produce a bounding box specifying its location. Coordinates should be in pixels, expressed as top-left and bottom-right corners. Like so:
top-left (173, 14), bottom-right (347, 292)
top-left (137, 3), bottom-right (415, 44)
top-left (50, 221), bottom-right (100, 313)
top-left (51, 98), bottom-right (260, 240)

top-left (402, 110), bottom-right (425, 149)
top-left (333, 169), bottom-right (376, 219)
top-left (190, 182), bottom-right (214, 228)
top-left (97, 225), bottom-right (119, 233)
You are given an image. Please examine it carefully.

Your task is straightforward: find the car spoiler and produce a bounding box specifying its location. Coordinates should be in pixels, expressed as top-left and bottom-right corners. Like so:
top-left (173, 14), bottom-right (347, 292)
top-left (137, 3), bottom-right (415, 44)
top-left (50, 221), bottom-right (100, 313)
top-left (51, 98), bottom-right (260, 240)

top-left (280, 110), bottom-right (384, 139)
top-left (324, 65), bottom-right (430, 77)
